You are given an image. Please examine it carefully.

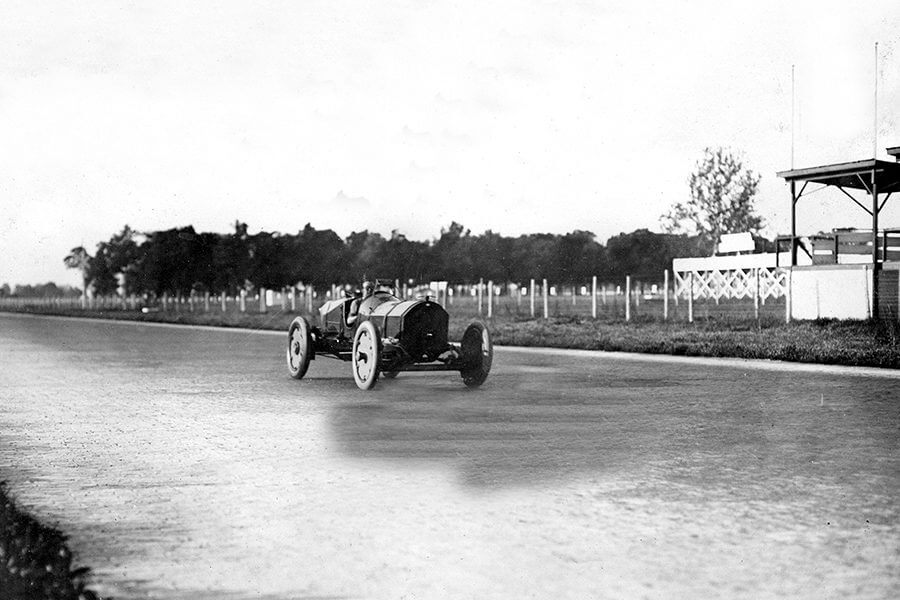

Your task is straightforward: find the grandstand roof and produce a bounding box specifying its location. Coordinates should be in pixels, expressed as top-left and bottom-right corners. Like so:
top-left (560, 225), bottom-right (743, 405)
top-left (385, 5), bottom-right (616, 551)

top-left (777, 158), bottom-right (900, 193)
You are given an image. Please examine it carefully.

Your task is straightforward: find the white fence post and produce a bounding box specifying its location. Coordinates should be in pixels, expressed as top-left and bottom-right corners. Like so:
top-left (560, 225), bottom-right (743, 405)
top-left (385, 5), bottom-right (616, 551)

top-left (591, 275), bottom-right (597, 319)
top-left (754, 268), bottom-right (760, 321)
top-left (487, 280), bottom-right (493, 318)
top-left (688, 272), bottom-right (694, 323)
top-left (221, 292), bottom-right (227, 312)
top-left (240, 290), bottom-right (246, 313)
top-left (542, 278), bottom-right (549, 319)
top-left (530, 279), bottom-right (535, 318)
top-left (663, 270), bottom-right (669, 321)
top-left (477, 278), bottom-right (483, 315)
top-left (625, 276), bottom-right (631, 322)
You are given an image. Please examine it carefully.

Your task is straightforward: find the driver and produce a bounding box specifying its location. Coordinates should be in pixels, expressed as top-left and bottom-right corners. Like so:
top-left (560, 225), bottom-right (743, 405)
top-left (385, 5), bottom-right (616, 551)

top-left (346, 280), bottom-right (375, 326)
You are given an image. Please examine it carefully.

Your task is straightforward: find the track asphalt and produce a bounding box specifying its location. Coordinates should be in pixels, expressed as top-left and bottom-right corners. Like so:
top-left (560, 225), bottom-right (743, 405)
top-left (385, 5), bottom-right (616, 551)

top-left (1, 313), bottom-right (898, 599)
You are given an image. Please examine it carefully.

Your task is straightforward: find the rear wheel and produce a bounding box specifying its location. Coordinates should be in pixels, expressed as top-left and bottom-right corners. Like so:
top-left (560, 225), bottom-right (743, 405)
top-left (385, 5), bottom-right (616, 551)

top-left (382, 370), bottom-right (399, 379)
top-left (352, 320), bottom-right (381, 390)
top-left (460, 321), bottom-right (492, 388)
top-left (287, 317), bottom-right (312, 379)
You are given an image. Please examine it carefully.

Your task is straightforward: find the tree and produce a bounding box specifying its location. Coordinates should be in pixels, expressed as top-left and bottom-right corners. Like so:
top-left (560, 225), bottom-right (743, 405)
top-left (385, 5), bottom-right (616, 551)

top-left (432, 222), bottom-right (475, 282)
top-left (551, 230), bottom-right (604, 283)
top-left (131, 227), bottom-right (203, 296)
top-left (374, 230), bottom-right (430, 284)
top-left (469, 230), bottom-right (509, 283)
top-left (605, 229), bottom-right (700, 281)
top-left (289, 224), bottom-right (345, 288)
top-left (64, 246), bottom-right (91, 304)
top-left (344, 230), bottom-right (386, 283)
top-left (212, 221), bottom-right (251, 295)
top-left (661, 147), bottom-right (763, 252)
top-left (89, 225), bottom-right (140, 296)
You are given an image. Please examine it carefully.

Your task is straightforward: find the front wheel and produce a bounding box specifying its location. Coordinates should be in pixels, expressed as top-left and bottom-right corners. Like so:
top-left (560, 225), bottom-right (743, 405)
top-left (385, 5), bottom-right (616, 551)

top-left (352, 320), bottom-right (381, 390)
top-left (287, 316), bottom-right (312, 379)
top-left (460, 321), bottom-right (492, 388)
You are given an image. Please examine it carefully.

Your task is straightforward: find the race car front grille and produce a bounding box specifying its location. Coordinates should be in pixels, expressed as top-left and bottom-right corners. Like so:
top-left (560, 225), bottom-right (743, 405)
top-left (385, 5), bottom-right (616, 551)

top-left (399, 302), bottom-right (449, 360)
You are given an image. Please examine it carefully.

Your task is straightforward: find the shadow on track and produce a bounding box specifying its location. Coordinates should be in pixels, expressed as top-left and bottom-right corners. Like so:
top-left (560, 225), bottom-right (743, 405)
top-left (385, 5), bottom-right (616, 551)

top-left (327, 356), bottom-right (691, 490)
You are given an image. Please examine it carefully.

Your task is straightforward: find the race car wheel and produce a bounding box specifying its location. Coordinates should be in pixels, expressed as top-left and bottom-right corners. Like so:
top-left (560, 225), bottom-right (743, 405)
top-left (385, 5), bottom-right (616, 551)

top-left (460, 321), bottom-right (492, 388)
top-left (352, 320), bottom-right (381, 390)
top-left (287, 316), bottom-right (312, 380)
top-left (382, 370), bottom-right (399, 379)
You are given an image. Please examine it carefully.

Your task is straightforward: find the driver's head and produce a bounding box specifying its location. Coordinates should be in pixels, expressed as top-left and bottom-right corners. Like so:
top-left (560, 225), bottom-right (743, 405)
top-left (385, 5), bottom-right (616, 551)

top-left (362, 280), bottom-right (375, 296)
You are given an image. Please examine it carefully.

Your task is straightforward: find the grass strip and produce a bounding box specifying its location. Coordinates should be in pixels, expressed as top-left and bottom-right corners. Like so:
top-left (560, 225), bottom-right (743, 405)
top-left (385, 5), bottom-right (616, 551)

top-left (0, 483), bottom-right (101, 600)
top-left (3, 306), bottom-right (899, 369)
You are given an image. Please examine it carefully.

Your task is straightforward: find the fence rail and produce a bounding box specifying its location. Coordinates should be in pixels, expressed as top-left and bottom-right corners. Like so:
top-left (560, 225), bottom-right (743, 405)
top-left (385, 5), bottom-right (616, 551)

top-left (776, 229), bottom-right (900, 265)
top-left (673, 267), bottom-right (787, 303)
top-left (1, 270), bottom-right (794, 324)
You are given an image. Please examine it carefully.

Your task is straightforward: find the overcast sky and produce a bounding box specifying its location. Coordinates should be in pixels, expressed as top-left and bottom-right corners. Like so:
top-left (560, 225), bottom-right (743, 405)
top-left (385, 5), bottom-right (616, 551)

top-left (1, 1), bottom-right (898, 287)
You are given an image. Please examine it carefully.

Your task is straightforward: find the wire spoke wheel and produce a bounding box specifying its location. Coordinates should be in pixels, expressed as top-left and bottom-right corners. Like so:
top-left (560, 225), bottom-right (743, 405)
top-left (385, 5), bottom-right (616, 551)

top-left (286, 317), bottom-right (312, 380)
top-left (352, 321), bottom-right (381, 390)
top-left (460, 321), bottom-right (492, 388)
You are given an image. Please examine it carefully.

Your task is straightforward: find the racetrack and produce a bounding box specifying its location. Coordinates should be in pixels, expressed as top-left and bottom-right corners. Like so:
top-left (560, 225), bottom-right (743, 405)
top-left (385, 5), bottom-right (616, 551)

top-left (0, 313), bottom-right (898, 599)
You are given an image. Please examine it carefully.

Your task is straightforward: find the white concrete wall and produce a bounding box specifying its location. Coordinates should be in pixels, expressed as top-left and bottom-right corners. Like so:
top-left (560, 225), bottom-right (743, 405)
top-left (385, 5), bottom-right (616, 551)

top-left (790, 265), bottom-right (873, 320)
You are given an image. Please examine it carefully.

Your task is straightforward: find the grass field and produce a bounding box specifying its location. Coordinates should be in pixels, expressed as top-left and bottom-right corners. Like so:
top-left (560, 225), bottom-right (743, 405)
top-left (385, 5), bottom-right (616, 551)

top-left (2, 294), bottom-right (898, 369)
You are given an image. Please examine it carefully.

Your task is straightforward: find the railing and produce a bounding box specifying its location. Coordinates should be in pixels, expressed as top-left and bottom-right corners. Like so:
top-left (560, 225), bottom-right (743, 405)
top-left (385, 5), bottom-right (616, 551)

top-left (673, 268), bottom-right (788, 303)
top-left (776, 229), bottom-right (900, 266)
top-left (0, 272), bottom-right (790, 324)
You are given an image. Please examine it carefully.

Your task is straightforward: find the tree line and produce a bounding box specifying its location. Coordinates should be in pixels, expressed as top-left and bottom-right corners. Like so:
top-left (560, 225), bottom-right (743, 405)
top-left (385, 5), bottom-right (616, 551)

top-left (56, 221), bottom-right (763, 298)
top-left (0, 282), bottom-right (82, 299)
top-left (24, 146), bottom-right (763, 299)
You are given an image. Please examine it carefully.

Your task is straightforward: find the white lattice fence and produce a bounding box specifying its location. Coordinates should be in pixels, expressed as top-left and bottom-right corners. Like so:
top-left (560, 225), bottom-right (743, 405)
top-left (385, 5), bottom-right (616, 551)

top-left (674, 268), bottom-right (788, 303)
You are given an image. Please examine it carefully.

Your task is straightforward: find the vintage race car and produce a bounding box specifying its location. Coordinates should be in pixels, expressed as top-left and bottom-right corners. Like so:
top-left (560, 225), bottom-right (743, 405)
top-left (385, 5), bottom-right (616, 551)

top-left (286, 281), bottom-right (492, 390)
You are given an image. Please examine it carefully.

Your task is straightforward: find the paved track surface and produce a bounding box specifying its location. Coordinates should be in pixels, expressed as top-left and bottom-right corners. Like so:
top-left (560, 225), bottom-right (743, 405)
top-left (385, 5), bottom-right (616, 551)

top-left (0, 313), bottom-right (898, 599)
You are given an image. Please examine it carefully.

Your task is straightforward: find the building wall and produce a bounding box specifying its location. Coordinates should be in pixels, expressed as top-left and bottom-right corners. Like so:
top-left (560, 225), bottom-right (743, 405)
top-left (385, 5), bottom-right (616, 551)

top-left (877, 265), bottom-right (900, 320)
top-left (790, 265), bottom-right (873, 320)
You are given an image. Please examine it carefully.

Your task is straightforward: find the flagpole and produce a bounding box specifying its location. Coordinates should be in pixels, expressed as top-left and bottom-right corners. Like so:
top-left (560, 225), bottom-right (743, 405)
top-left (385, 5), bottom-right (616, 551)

top-left (791, 64), bottom-right (795, 169)
top-left (873, 42), bottom-right (878, 159)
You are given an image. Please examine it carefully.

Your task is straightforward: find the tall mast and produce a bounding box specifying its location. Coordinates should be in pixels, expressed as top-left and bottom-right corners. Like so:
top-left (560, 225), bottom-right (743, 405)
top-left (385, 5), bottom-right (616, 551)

top-left (874, 42), bottom-right (879, 159)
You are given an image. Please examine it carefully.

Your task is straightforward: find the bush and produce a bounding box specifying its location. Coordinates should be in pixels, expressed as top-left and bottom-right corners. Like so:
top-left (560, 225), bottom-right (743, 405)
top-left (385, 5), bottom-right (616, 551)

top-left (0, 483), bottom-right (101, 600)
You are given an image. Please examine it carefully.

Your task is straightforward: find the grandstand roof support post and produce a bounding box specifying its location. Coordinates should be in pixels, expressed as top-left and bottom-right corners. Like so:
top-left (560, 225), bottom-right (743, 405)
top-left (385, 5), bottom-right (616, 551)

top-left (790, 180), bottom-right (798, 266)
top-left (872, 167), bottom-right (880, 317)
top-left (872, 168), bottom-right (879, 264)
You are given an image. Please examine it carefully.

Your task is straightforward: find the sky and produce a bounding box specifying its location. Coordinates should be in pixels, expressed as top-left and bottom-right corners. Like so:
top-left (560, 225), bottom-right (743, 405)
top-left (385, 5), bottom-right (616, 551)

top-left (1, 0), bottom-right (898, 287)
